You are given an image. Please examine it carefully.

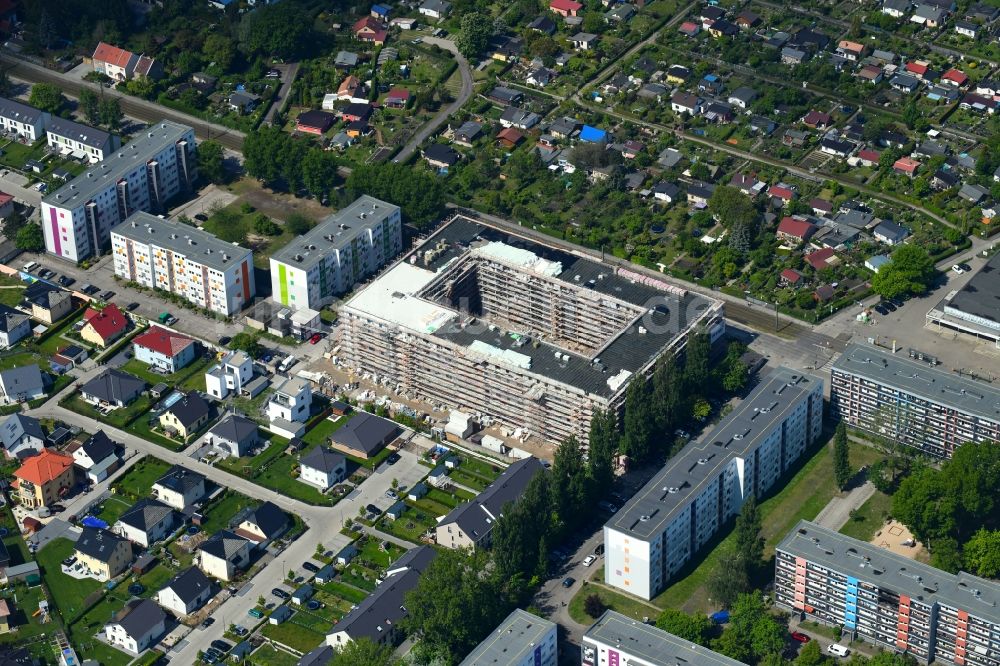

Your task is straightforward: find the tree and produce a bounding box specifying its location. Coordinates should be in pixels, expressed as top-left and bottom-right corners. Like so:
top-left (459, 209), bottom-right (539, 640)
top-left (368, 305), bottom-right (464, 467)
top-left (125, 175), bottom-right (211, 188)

top-left (734, 493), bottom-right (764, 575)
top-left (230, 332), bottom-right (264, 359)
top-left (652, 354), bottom-right (682, 437)
top-left (202, 33), bottom-right (236, 72)
top-left (871, 245), bottom-right (936, 299)
top-left (301, 148), bottom-right (339, 199)
top-left (198, 140), bottom-right (226, 185)
top-left (404, 548), bottom-right (514, 664)
top-left (98, 97), bottom-right (123, 131)
top-left (709, 185), bottom-right (759, 230)
top-left (238, 2), bottom-right (312, 60)
top-left (707, 555), bottom-right (750, 608)
top-left (330, 638), bottom-right (398, 666)
top-left (2, 209), bottom-right (26, 240)
top-left (29, 83), bottom-right (65, 115)
top-left (252, 214), bottom-right (281, 236)
top-left (714, 593), bottom-right (787, 663)
top-left (551, 436), bottom-right (592, 535)
top-left (795, 638), bottom-right (830, 666)
top-left (455, 13), bottom-right (494, 59)
top-left (15, 223), bottom-right (44, 252)
top-left (720, 342), bottom-right (748, 393)
top-left (684, 332), bottom-right (711, 394)
top-left (833, 422), bottom-right (851, 490)
top-left (584, 594), bottom-right (607, 619)
top-left (79, 88), bottom-right (101, 126)
top-left (244, 126), bottom-right (290, 185)
top-left (344, 163), bottom-right (445, 229)
top-left (588, 408), bottom-right (617, 492)
top-left (964, 529), bottom-right (1000, 578)
top-left (286, 213), bottom-right (314, 236)
top-left (621, 376), bottom-right (653, 463)
top-left (656, 608), bottom-right (712, 645)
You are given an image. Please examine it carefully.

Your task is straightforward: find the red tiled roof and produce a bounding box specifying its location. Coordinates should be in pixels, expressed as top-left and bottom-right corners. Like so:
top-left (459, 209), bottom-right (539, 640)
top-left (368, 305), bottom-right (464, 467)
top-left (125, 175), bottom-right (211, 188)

top-left (82, 304), bottom-right (128, 342)
top-left (893, 157), bottom-right (920, 174)
top-left (857, 149), bottom-right (881, 163)
top-left (550, 0), bottom-right (583, 11)
top-left (769, 185), bottom-right (795, 200)
top-left (134, 55), bottom-right (157, 77)
top-left (781, 269), bottom-right (803, 283)
top-left (497, 127), bottom-right (524, 144)
top-left (905, 61), bottom-right (928, 76)
top-left (387, 88), bottom-right (410, 101)
top-left (133, 325), bottom-right (195, 358)
top-left (679, 21), bottom-right (700, 32)
top-left (810, 198), bottom-right (833, 212)
top-left (0, 191), bottom-right (12, 206)
top-left (15, 449), bottom-right (74, 486)
top-left (802, 110), bottom-right (831, 126)
top-left (353, 16), bottom-right (385, 33)
top-left (942, 68), bottom-right (968, 84)
top-left (806, 248), bottom-right (837, 269)
top-left (777, 216), bottom-right (816, 240)
top-left (92, 42), bottom-right (135, 68)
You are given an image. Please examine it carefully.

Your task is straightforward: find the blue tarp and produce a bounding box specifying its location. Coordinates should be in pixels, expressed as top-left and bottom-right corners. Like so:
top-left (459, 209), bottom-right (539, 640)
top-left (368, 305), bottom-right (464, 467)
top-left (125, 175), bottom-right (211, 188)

top-left (579, 125), bottom-right (606, 143)
top-left (81, 516), bottom-right (109, 529)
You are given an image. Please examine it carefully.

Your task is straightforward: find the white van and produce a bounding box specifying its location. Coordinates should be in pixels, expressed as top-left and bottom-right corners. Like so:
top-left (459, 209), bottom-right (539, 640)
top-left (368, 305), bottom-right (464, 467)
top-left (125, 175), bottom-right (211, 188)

top-left (278, 355), bottom-right (297, 373)
top-left (826, 644), bottom-right (850, 657)
top-left (22, 261), bottom-right (38, 273)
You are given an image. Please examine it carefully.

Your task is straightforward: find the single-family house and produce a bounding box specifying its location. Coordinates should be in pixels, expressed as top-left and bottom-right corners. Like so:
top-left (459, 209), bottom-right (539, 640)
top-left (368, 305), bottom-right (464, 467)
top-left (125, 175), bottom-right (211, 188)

top-left (727, 87), bottom-right (758, 110)
top-left (836, 40), bottom-right (866, 61)
top-left (114, 498), bottom-right (177, 548)
top-left (296, 110), bottom-right (337, 135)
top-left (423, 143), bottom-right (461, 169)
top-left (670, 91), bottom-right (701, 115)
top-left (75, 527), bottom-right (132, 581)
top-left (780, 269), bottom-right (803, 285)
top-left (198, 530), bottom-right (251, 581)
top-left (942, 68), bottom-right (969, 87)
top-left (228, 91), bottom-right (260, 116)
top-left (857, 149), bottom-right (881, 167)
top-left (777, 216), bottom-right (817, 243)
top-left (820, 138), bottom-right (853, 158)
top-left (528, 15), bottom-right (557, 34)
top-left (80, 303), bottom-right (128, 348)
top-left (330, 412), bottom-right (400, 460)
top-left (234, 501), bottom-right (289, 547)
top-left (499, 107), bottom-right (541, 130)
top-left (0, 305), bottom-right (29, 349)
top-left (133, 326), bottom-right (197, 374)
top-left (419, 0), bottom-right (451, 20)
top-left (893, 156), bottom-right (921, 177)
top-left (678, 20), bottom-right (701, 37)
top-left (0, 413), bottom-right (44, 460)
top-left (805, 247), bottom-right (839, 270)
top-left (266, 377), bottom-right (312, 430)
top-left (152, 465), bottom-right (207, 511)
top-left (873, 220), bottom-right (911, 245)
top-left (205, 351), bottom-right (253, 400)
top-left (954, 19), bottom-right (979, 38)
top-left (207, 414), bottom-right (260, 458)
top-left (353, 16), bottom-right (387, 45)
top-left (159, 391), bottom-right (211, 440)
top-left (70, 431), bottom-right (120, 483)
top-left (652, 181), bottom-right (681, 203)
top-left (453, 121), bottom-right (484, 147)
top-left (802, 110), bottom-right (832, 129)
top-left (768, 183), bottom-right (797, 206)
top-left (92, 42), bottom-right (161, 82)
top-left (299, 446), bottom-right (347, 490)
top-left (0, 366), bottom-right (44, 405)
top-left (156, 567), bottom-right (214, 617)
top-left (687, 181), bottom-right (715, 206)
top-left (80, 369), bottom-right (145, 409)
top-left (883, 0), bottom-right (911, 17)
top-left (105, 599), bottom-right (166, 655)
top-left (26, 283), bottom-right (73, 325)
top-left (550, 0), bottom-right (583, 17)
top-left (865, 255), bottom-right (891, 273)
top-left (959, 183), bottom-right (990, 204)
top-left (12, 448), bottom-right (75, 509)
top-left (911, 4), bottom-right (946, 27)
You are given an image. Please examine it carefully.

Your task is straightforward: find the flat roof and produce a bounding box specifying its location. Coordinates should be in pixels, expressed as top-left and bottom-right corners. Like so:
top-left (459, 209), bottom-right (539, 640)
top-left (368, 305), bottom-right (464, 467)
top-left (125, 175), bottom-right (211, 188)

top-left (459, 609), bottom-right (555, 665)
top-left (944, 251), bottom-right (1000, 327)
top-left (270, 195), bottom-right (399, 271)
top-left (111, 211), bottom-right (251, 272)
top-left (832, 343), bottom-right (1000, 424)
top-left (778, 520), bottom-right (1000, 619)
top-left (608, 367), bottom-right (819, 541)
top-left (43, 120), bottom-right (192, 209)
top-left (343, 215), bottom-right (719, 398)
top-left (583, 611), bottom-right (748, 666)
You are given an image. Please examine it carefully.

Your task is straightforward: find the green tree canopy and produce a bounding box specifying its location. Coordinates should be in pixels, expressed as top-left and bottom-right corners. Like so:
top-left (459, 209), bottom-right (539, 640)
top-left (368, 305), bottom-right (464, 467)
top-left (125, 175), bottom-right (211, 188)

top-left (833, 422), bottom-right (851, 491)
top-left (197, 140), bottom-right (226, 185)
top-left (709, 185), bottom-right (759, 230)
top-left (656, 608), bottom-right (712, 645)
top-left (871, 245), bottom-right (936, 299)
top-left (15, 223), bottom-right (44, 252)
top-left (344, 163), bottom-right (445, 229)
top-left (964, 529), bottom-right (1000, 578)
top-left (229, 332), bottom-right (264, 359)
top-left (79, 88), bottom-right (101, 126)
top-left (455, 13), bottom-right (494, 59)
top-left (330, 638), bottom-right (399, 666)
top-left (28, 83), bottom-right (66, 115)
top-left (238, 1), bottom-right (313, 60)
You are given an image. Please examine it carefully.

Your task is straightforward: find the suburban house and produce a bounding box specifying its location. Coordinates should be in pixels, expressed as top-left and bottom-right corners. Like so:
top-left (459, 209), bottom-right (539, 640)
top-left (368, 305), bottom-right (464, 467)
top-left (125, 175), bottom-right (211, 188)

top-left (883, 0), bottom-right (910, 17)
top-left (836, 40), bottom-right (866, 61)
top-left (133, 327), bottom-right (197, 373)
top-left (152, 466), bottom-right (207, 511)
top-left (499, 107), bottom-right (541, 130)
top-left (452, 121), bottom-right (483, 147)
top-left (0, 306), bottom-right (30, 348)
top-left (266, 378), bottom-right (312, 425)
top-left (873, 221), bottom-right (911, 245)
top-left (80, 369), bottom-right (146, 408)
top-left (206, 414), bottom-right (260, 458)
top-left (156, 567), bottom-right (214, 617)
top-left (325, 546), bottom-right (436, 647)
top-left (233, 501), bottom-right (289, 548)
top-left (329, 412), bottom-right (401, 460)
top-left (768, 183), bottom-right (798, 206)
top-left (114, 498), bottom-right (177, 548)
top-left (670, 91), bottom-right (701, 115)
top-left (352, 16), bottom-right (387, 44)
top-left (299, 446), bottom-right (347, 490)
top-left (436, 457), bottom-right (545, 550)
top-left (205, 351), bottom-right (254, 400)
top-left (91, 42), bottom-right (162, 82)
top-left (104, 599), bottom-right (166, 655)
top-left (80, 304), bottom-right (129, 348)
top-left (0, 97), bottom-right (50, 142)
top-left (296, 110), bottom-right (337, 135)
top-left (74, 527), bottom-right (132, 581)
top-left (418, 0), bottom-right (451, 19)
top-left (549, 0), bottom-right (583, 17)
top-left (198, 530), bottom-right (251, 581)
top-left (0, 366), bottom-right (44, 405)
top-left (0, 413), bottom-right (45, 460)
top-left (806, 247), bottom-right (839, 270)
top-left (780, 269), bottom-right (803, 285)
top-left (857, 149), bottom-right (881, 167)
top-left (13, 448), bottom-right (75, 508)
top-left (385, 88), bottom-right (410, 109)
top-left (776, 216), bottom-right (817, 244)
top-left (893, 156), bottom-right (921, 177)
top-left (728, 87), bottom-right (758, 109)
top-left (941, 68), bottom-right (969, 87)
top-left (729, 172), bottom-right (766, 198)
top-left (422, 143), bottom-right (461, 169)
top-left (26, 283), bottom-right (73, 324)
top-left (69, 431), bottom-right (120, 483)
top-left (652, 181), bottom-right (681, 203)
top-left (159, 392), bottom-right (211, 441)
top-left (569, 32), bottom-right (598, 50)
top-left (802, 110), bottom-right (832, 129)
top-left (955, 19), bottom-right (978, 38)
top-left (819, 138), bottom-right (854, 159)
top-left (330, 76), bottom-right (367, 105)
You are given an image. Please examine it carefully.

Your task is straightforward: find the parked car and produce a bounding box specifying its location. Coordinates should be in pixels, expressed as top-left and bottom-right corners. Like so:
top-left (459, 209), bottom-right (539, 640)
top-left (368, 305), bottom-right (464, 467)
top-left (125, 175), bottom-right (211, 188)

top-left (271, 588), bottom-right (290, 599)
top-left (827, 644), bottom-right (850, 657)
top-left (81, 283), bottom-right (99, 295)
top-left (790, 632), bottom-right (811, 644)
top-left (100, 290), bottom-right (115, 300)
top-left (594, 543), bottom-right (605, 556)
top-left (385, 489), bottom-right (398, 500)
top-left (194, 213), bottom-right (209, 222)
top-left (366, 504), bottom-right (383, 516)
top-left (210, 640), bottom-right (232, 653)
top-left (952, 264), bottom-right (965, 274)
top-left (232, 625), bottom-right (248, 636)
top-left (39, 268), bottom-right (55, 279)
top-left (302, 561), bottom-right (320, 573)
top-left (201, 617), bottom-right (215, 628)
top-left (561, 577), bottom-right (576, 588)
top-left (248, 608), bottom-right (264, 618)
top-left (387, 452), bottom-right (401, 465)
top-left (309, 333), bottom-right (322, 344)
top-left (57, 276), bottom-right (75, 287)
top-left (218, 336), bottom-right (232, 346)
top-left (597, 500), bottom-right (618, 513)
top-left (582, 555), bottom-right (596, 567)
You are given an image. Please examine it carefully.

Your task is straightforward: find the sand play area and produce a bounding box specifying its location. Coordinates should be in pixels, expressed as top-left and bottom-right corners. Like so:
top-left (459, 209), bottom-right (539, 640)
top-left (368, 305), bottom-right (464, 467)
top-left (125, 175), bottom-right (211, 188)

top-left (870, 519), bottom-right (925, 560)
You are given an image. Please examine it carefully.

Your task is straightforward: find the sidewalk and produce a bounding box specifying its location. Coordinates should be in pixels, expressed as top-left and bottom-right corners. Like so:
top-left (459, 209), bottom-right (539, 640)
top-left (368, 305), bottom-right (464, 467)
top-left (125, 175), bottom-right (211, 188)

top-left (812, 480), bottom-right (876, 531)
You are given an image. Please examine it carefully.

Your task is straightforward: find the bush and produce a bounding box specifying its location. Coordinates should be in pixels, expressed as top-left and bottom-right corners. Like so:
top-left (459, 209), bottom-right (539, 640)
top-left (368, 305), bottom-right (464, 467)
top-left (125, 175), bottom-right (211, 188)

top-left (584, 594), bottom-right (606, 618)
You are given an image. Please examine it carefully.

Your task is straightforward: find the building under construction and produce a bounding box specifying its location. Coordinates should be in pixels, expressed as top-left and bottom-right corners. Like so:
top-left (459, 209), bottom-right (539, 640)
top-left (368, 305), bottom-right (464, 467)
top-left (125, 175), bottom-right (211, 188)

top-left (339, 216), bottom-right (724, 444)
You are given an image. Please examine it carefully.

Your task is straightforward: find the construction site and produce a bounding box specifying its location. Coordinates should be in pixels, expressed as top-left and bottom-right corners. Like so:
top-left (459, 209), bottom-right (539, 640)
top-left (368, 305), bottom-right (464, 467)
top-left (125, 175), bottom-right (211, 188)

top-left (338, 215), bottom-right (725, 444)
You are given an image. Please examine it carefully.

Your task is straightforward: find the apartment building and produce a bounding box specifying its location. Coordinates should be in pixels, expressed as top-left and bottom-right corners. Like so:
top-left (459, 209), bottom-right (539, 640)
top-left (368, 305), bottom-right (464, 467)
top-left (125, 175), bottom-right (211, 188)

top-left (0, 97), bottom-right (49, 141)
top-left (830, 343), bottom-right (1000, 459)
top-left (775, 521), bottom-right (1000, 666)
top-left (46, 116), bottom-right (120, 163)
top-left (460, 609), bottom-right (557, 666)
top-left (340, 215), bottom-right (724, 444)
top-left (604, 367), bottom-right (823, 600)
top-left (582, 610), bottom-right (748, 666)
top-left (111, 212), bottom-right (254, 316)
top-left (269, 196), bottom-right (401, 311)
top-left (41, 120), bottom-right (197, 262)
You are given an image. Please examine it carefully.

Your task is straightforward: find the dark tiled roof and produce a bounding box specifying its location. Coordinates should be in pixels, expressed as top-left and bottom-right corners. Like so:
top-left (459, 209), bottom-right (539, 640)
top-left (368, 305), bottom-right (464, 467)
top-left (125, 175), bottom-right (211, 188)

top-left (118, 498), bottom-right (176, 532)
top-left (198, 530), bottom-right (249, 560)
top-left (330, 413), bottom-right (401, 456)
top-left (165, 391), bottom-right (210, 427)
top-left (162, 566), bottom-right (212, 604)
top-left (75, 527), bottom-right (129, 563)
top-left (439, 457), bottom-right (545, 542)
top-left (81, 369), bottom-right (146, 404)
top-left (209, 414), bottom-right (258, 444)
top-left (79, 431), bottom-right (116, 463)
top-left (155, 465), bottom-right (206, 494)
top-left (300, 446), bottom-right (346, 473)
top-left (114, 598), bottom-right (166, 639)
top-left (243, 501), bottom-right (288, 539)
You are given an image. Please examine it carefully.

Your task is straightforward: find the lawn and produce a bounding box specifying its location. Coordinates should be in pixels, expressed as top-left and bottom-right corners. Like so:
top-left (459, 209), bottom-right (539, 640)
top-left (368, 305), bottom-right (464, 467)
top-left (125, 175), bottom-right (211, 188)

top-left (649, 439), bottom-right (885, 614)
top-left (0, 581), bottom-right (51, 644)
top-left (839, 490), bottom-right (893, 543)
top-left (120, 354), bottom-right (214, 389)
top-left (129, 417), bottom-right (188, 451)
top-left (0, 285), bottom-right (25, 308)
top-left (301, 415), bottom-right (347, 446)
top-left (568, 581), bottom-right (662, 625)
top-left (376, 503), bottom-right (437, 543)
top-left (36, 538), bottom-right (103, 622)
top-left (249, 643), bottom-right (301, 666)
top-left (317, 581), bottom-right (368, 605)
top-left (356, 536), bottom-right (404, 568)
top-left (199, 490), bottom-right (257, 534)
top-left (94, 495), bottom-right (132, 526)
top-left (111, 456), bottom-right (172, 501)
top-left (60, 390), bottom-right (154, 429)
top-left (260, 614), bottom-right (326, 652)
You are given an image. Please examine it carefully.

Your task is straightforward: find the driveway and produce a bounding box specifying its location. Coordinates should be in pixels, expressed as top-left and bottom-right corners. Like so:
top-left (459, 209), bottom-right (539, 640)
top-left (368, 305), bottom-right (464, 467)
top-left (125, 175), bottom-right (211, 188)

top-left (393, 37), bottom-right (473, 163)
top-left (263, 63), bottom-right (300, 126)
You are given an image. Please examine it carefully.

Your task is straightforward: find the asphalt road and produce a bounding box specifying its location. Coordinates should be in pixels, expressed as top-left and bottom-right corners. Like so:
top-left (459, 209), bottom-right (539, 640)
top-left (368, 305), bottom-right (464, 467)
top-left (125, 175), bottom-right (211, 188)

top-left (263, 63), bottom-right (300, 126)
top-left (0, 54), bottom-right (246, 153)
top-left (393, 37), bottom-right (473, 163)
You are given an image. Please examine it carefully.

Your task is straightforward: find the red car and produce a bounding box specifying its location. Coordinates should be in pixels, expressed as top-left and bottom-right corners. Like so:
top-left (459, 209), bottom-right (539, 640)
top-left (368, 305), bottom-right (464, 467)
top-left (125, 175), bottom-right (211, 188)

top-left (309, 333), bottom-right (322, 344)
top-left (790, 632), bottom-right (811, 644)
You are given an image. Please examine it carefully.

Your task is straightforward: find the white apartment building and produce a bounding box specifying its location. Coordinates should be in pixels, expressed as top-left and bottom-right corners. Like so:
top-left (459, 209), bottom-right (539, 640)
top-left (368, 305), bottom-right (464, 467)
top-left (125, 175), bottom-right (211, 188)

top-left (46, 116), bottom-right (119, 163)
top-left (111, 212), bottom-right (254, 316)
top-left (582, 611), bottom-right (748, 666)
top-left (205, 351), bottom-right (254, 399)
top-left (0, 97), bottom-right (49, 141)
top-left (460, 609), bottom-right (557, 666)
top-left (603, 367), bottom-right (823, 600)
top-left (269, 196), bottom-right (401, 311)
top-left (41, 120), bottom-right (196, 262)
